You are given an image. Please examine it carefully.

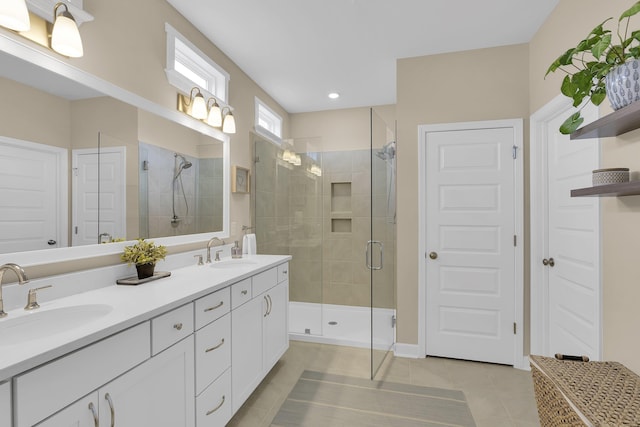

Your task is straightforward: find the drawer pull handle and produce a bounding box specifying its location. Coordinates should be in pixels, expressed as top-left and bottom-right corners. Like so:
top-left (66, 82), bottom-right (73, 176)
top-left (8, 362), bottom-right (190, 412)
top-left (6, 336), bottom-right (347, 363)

top-left (174, 323), bottom-right (183, 331)
top-left (105, 393), bottom-right (115, 427)
top-left (205, 338), bottom-right (225, 352)
top-left (206, 395), bottom-right (226, 416)
top-left (241, 290), bottom-right (248, 295)
top-left (264, 295), bottom-right (269, 317)
top-left (88, 402), bottom-right (99, 427)
top-left (282, 270), bottom-right (288, 274)
top-left (204, 301), bottom-right (224, 312)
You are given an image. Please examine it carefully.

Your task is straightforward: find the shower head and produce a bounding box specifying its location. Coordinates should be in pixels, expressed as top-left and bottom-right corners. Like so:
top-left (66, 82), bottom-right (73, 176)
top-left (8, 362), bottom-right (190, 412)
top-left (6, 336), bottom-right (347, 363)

top-left (376, 141), bottom-right (396, 161)
top-left (174, 153), bottom-right (193, 179)
top-left (175, 153), bottom-right (193, 169)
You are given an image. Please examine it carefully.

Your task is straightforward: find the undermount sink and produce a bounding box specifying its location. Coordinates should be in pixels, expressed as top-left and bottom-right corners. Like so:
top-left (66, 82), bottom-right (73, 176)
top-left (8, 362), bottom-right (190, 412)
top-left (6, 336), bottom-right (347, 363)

top-left (210, 259), bottom-right (258, 269)
top-left (0, 304), bottom-right (113, 345)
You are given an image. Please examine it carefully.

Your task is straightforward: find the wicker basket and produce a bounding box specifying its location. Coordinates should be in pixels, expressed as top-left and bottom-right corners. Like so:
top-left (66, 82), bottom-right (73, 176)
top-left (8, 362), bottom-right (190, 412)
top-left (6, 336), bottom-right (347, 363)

top-left (592, 168), bottom-right (629, 186)
top-left (530, 355), bottom-right (640, 427)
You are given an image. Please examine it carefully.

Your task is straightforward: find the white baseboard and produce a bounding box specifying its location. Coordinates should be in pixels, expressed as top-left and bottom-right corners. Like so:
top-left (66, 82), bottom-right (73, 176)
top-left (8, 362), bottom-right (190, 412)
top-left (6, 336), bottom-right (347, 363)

top-left (394, 343), bottom-right (421, 359)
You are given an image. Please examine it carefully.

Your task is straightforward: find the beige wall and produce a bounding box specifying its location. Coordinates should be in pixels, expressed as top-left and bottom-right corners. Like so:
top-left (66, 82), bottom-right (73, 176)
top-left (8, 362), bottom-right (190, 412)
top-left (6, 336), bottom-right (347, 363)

top-left (395, 44), bottom-right (530, 345)
top-left (531, 0), bottom-right (640, 373)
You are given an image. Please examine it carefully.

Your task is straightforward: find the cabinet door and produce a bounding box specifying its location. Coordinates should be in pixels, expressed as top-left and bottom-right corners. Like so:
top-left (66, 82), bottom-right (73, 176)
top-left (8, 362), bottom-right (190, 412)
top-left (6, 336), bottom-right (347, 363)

top-left (231, 295), bottom-right (263, 413)
top-left (99, 336), bottom-right (195, 427)
top-left (37, 393), bottom-right (99, 427)
top-left (263, 280), bottom-right (289, 372)
top-left (0, 381), bottom-right (11, 427)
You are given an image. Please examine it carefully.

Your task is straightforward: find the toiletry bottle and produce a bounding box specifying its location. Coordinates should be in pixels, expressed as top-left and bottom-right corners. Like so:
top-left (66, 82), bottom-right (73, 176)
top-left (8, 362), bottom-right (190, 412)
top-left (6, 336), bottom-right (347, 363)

top-left (232, 240), bottom-right (242, 258)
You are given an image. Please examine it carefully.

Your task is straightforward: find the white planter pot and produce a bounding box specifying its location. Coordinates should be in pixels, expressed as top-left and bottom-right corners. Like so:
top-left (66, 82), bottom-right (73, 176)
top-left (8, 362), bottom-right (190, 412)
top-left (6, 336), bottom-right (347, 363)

top-left (605, 59), bottom-right (640, 110)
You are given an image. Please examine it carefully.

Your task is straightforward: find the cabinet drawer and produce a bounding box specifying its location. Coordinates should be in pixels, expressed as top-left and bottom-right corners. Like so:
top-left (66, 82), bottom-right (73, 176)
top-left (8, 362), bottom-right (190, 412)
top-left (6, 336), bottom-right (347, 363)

top-left (231, 278), bottom-right (252, 309)
top-left (277, 262), bottom-right (289, 283)
top-left (14, 322), bottom-right (150, 427)
top-left (195, 312), bottom-right (231, 395)
top-left (151, 303), bottom-right (194, 355)
top-left (196, 368), bottom-right (232, 427)
top-left (252, 267), bottom-right (278, 296)
top-left (195, 287), bottom-right (230, 330)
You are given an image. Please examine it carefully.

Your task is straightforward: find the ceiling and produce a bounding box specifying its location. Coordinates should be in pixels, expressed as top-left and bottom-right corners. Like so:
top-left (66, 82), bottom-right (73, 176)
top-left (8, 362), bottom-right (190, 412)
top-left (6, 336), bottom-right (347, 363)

top-left (167, 0), bottom-right (559, 114)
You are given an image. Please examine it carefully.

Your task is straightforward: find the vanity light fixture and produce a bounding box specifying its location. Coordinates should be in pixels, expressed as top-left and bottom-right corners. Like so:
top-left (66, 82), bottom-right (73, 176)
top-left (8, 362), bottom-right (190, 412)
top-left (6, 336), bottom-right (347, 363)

top-left (0, 0), bottom-right (30, 32)
top-left (282, 150), bottom-right (293, 163)
top-left (51, 2), bottom-right (83, 58)
top-left (187, 87), bottom-right (207, 119)
top-left (221, 108), bottom-right (236, 134)
top-left (206, 98), bottom-right (222, 127)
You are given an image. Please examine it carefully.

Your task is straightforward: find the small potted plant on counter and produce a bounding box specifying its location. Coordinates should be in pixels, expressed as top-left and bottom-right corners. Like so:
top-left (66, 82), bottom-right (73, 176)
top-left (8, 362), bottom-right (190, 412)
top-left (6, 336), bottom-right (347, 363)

top-left (546, 1), bottom-right (640, 134)
top-left (121, 238), bottom-right (168, 279)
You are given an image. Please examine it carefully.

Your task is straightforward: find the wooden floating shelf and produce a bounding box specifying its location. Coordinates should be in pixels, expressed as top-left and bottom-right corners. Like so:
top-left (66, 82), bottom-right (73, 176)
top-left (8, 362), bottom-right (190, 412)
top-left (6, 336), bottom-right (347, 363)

top-left (571, 181), bottom-right (640, 197)
top-left (571, 100), bottom-right (640, 140)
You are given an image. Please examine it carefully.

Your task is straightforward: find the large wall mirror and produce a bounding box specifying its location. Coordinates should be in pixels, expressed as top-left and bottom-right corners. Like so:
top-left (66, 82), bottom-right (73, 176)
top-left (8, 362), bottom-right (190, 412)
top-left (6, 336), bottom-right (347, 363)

top-left (0, 37), bottom-right (229, 266)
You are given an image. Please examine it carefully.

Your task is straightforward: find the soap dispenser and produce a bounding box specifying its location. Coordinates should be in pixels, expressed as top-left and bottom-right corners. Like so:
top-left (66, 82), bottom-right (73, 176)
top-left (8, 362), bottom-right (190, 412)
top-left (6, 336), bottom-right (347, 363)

top-left (231, 240), bottom-right (242, 258)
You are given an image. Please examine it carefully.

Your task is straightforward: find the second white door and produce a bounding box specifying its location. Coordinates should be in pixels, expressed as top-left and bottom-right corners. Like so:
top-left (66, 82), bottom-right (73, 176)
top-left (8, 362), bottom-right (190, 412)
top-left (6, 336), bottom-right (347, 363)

top-left (425, 123), bottom-right (520, 365)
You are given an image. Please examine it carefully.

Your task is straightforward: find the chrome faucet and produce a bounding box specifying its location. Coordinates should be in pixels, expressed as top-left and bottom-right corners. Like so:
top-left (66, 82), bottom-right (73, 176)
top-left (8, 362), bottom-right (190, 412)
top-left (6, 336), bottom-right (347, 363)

top-left (0, 263), bottom-right (29, 318)
top-left (206, 237), bottom-right (225, 263)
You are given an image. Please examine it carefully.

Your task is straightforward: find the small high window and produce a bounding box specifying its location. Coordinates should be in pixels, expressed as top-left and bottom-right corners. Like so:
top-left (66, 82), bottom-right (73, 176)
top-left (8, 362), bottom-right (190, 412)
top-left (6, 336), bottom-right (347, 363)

top-left (255, 97), bottom-right (283, 141)
top-left (165, 23), bottom-right (229, 103)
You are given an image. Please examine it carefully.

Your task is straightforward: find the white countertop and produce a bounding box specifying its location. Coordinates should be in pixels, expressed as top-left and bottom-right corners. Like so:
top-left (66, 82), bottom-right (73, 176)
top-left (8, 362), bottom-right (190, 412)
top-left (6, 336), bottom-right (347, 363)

top-left (0, 254), bottom-right (290, 381)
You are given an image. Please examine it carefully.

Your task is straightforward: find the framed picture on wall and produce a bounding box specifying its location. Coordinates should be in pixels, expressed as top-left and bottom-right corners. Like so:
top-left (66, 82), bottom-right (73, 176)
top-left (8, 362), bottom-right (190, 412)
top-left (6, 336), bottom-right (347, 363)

top-left (232, 165), bottom-right (250, 193)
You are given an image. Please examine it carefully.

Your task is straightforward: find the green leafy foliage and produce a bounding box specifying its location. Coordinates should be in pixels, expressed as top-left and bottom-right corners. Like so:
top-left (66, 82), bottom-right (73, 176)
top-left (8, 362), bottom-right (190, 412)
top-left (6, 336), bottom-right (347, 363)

top-left (546, 2), bottom-right (640, 133)
top-left (121, 238), bottom-right (167, 266)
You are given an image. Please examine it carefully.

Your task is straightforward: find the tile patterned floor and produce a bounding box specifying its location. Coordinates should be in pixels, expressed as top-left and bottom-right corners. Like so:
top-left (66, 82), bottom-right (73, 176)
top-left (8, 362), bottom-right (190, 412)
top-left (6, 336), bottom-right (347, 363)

top-left (228, 341), bottom-right (541, 427)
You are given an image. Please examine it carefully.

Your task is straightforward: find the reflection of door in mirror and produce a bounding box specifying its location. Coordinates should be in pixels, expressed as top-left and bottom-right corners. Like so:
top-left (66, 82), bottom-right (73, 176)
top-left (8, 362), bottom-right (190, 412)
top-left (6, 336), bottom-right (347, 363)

top-left (0, 137), bottom-right (68, 254)
top-left (71, 142), bottom-right (126, 246)
top-left (139, 142), bottom-right (223, 239)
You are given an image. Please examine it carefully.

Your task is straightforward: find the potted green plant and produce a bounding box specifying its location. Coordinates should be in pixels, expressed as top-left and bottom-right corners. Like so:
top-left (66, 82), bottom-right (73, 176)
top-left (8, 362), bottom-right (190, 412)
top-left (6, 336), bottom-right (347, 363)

top-left (121, 238), bottom-right (168, 279)
top-left (546, 1), bottom-right (640, 134)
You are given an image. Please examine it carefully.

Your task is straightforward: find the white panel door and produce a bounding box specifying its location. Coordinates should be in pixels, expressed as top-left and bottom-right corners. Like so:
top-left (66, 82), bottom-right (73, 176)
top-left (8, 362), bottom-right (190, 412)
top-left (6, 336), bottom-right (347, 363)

top-left (0, 138), bottom-right (67, 253)
top-left (426, 127), bottom-right (516, 365)
top-left (72, 147), bottom-right (125, 245)
top-left (546, 107), bottom-right (600, 359)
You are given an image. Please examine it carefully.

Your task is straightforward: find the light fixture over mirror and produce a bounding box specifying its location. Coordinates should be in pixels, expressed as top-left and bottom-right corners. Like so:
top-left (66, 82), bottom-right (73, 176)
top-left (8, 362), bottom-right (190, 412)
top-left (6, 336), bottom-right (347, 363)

top-left (0, 0), bottom-right (30, 32)
top-left (206, 98), bottom-right (222, 127)
top-left (187, 87), bottom-right (207, 119)
top-left (221, 108), bottom-right (236, 134)
top-left (178, 88), bottom-right (236, 134)
top-left (51, 2), bottom-right (83, 58)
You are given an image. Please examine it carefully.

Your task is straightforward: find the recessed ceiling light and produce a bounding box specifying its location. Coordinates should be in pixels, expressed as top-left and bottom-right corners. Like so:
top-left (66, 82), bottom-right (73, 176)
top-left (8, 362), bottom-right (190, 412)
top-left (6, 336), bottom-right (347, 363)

top-left (328, 92), bottom-right (340, 99)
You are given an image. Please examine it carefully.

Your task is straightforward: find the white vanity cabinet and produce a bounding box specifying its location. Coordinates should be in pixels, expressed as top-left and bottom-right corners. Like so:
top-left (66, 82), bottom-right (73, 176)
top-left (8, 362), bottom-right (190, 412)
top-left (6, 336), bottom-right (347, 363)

top-left (37, 336), bottom-right (195, 427)
top-left (0, 381), bottom-right (10, 427)
top-left (15, 304), bottom-right (196, 427)
top-left (231, 263), bottom-right (289, 412)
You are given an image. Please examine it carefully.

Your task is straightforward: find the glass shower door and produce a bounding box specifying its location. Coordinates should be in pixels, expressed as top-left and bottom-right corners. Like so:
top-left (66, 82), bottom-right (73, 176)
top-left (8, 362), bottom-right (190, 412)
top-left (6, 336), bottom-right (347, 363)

top-left (370, 108), bottom-right (396, 378)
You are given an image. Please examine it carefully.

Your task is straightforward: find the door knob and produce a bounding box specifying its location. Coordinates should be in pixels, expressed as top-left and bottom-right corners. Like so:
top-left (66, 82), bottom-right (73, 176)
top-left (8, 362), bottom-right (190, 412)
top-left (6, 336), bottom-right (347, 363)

top-left (429, 252), bottom-right (438, 260)
top-left (542, 258), bottom-right (555, 267)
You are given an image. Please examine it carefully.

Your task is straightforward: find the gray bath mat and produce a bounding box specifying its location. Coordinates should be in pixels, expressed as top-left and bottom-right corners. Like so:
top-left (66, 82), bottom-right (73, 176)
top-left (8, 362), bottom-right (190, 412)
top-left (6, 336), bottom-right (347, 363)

top-left (271, 370), bottom-right (476, 426)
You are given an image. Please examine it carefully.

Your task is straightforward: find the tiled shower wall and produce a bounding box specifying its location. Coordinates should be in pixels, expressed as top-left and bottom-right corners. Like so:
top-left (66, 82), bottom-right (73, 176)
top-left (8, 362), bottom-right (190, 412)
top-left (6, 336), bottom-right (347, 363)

top-left (255, 141), bottom-right (395, 309)
top-left (139, 142), bottom-right (223, 239)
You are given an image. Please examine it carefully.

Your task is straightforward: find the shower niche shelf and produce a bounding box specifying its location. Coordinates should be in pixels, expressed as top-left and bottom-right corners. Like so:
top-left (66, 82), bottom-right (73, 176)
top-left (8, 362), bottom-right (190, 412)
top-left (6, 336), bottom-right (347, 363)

top-left (330, 182), bottom-right (352, 233)
top-left (331, 218), bottom-right (352, 233)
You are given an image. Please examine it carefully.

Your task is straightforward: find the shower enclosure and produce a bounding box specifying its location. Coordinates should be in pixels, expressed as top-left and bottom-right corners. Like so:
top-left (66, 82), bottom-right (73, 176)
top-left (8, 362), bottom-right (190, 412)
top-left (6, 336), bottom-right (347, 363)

top-left (253, 108), bottom-right (396, 378)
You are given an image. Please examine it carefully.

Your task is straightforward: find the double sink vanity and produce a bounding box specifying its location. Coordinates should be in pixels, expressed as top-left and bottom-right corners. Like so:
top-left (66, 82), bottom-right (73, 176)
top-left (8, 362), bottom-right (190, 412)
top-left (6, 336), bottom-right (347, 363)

top-left (0, 253), bottom-right (290, 427)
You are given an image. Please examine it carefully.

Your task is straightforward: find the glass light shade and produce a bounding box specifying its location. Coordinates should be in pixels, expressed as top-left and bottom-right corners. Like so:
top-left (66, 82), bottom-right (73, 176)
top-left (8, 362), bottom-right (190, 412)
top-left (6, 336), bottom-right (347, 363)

top-left (190, 92), bottom-right (207, 119)
top-left (51, 12), bottom-right (83, 57)
top-left (293, 155), bottom-right (301, 166)
top-left (222, 112), bottom-right (236, 134)
top-left (207, 102), bottom-right (222, 127)
top-left (282, 150), bottom-right (292, 162)
top-left (0, 0), bottom-right (30, 32)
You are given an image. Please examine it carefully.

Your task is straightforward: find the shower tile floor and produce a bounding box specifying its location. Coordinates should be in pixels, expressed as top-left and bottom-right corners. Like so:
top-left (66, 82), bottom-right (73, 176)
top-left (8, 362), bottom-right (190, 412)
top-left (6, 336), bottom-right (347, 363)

top-left (228, 341), bottom-right (541, 427)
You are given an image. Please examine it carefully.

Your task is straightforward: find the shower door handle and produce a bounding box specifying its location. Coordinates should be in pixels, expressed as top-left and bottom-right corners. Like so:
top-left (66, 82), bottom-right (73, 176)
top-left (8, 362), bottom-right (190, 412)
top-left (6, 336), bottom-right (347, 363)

top-left (366, 240), bottom-right (383, 270)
